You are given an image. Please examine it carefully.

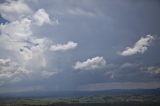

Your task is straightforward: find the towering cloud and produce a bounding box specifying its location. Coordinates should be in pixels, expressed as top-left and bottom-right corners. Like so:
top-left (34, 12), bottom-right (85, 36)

top-left (73, 56), bottom-right (106, 70)
top-left (120, 35), bottom-right (154, 56)
top-left (0, 0), bottom-right (78, 85)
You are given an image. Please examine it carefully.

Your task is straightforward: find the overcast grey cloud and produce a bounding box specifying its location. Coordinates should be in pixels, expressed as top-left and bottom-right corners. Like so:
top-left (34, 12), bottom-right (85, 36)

top-left (0, 0), bottom-right (160, 92)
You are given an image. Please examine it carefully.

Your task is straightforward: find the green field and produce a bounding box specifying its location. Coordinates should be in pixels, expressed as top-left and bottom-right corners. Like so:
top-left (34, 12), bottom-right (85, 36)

top-left (0, 95), bottom-right (160, 106)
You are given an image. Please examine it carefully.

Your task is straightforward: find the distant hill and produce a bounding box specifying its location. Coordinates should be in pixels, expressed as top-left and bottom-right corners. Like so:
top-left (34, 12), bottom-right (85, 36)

top-left (0, 88), bottom-right (160, 98)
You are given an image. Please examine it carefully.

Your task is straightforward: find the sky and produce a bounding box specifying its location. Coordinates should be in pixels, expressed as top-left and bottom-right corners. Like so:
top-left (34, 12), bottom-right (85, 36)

top-left (0, 0), bottom-right (160, 93)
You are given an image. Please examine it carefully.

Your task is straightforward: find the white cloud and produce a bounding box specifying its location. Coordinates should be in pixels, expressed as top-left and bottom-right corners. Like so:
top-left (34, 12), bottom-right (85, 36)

top-left (0, 18), bottom-right (32, 42)
top-left (0, 7), bottom-right (53, 64)
top-left (33, 9), bottom-right (52, 26)
top-left (0, 17), bottom-right (35, 61)
top-left (120, 35), bottom-right (154, 56)
top-left (0, 0), bottom-right (32, 21)
top-left (0, 0), bottom-right (78, 85)
top-left (73, 56), bottom-right (106, 70)
top-left (50, 41), bottom-right (77, 52)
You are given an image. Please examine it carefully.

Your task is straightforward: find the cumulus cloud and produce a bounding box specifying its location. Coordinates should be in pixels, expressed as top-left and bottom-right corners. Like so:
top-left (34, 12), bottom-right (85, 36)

top-left (0, 0), bottom-right (77, 85)
top-left (33, 8), bottom-right (52, 26)
top-left (0, 0), bottom-right (32, 21)
top-left (0, 18), bottom-right (32, 42)
top-left (0, 17), bottom-right (37, 61)
top-left (73, 56), bottom-right (106, 70)
top-left (50, 41), bottom-right (77, 52)
top-left (120, 35), bottom-right (154, 56)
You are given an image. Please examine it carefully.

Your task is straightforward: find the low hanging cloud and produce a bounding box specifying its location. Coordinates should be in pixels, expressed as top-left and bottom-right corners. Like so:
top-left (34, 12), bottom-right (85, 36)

top-left (73, 56), bottom-right (106, 70)
top-left (50, 41), bottom-right (77, 52)
top-left (120, 35), bottom-right (154, 56)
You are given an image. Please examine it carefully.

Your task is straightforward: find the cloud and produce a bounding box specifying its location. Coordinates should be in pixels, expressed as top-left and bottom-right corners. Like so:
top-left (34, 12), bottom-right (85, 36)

top-left (120, 35), bottom-right (154, 56)
top-left (0, 18), bottom-right (32, 42)
top-left (0, 16), bottom-right (49, 69)
top-left (73, 56), bottom-right (106, 70)
top-left (146, 66), bottom-right (160, 75)
top-left (0, 0), bottom-right (32, 21)
top-left (50, 41), bottom-right (77, 52)
top-left (67, 8), bottom-right (95, 17)
top-left (0, 0), bottom-right (78, 85)
top-left (41, 70), bottom-right (57, 78)
top-left (0, 17), bottom-right (37, 61)
top-left (104, 62), bottom-right (140, 80)
top-left (120, 63), bottom-right (133, 68)
top-left (33, 8), bottom-right (52, 26)
top-left (0, 1), bottom-right (69, 63)
top-left (0, 58), bottom-right (29, 85)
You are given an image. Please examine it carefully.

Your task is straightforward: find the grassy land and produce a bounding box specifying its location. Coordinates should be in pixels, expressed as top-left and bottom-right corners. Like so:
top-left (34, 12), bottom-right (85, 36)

top-left (0, 95), bottom-right (160, 106)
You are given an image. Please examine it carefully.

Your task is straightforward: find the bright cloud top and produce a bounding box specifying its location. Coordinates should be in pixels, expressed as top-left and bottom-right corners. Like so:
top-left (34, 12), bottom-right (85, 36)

top-left (120, 35), bottom-right (154, 56)
top-left (73, 56), bottom-right (106, 70)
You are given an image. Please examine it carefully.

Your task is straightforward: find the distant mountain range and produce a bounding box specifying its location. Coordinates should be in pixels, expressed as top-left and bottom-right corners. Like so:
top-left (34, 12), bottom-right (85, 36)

top-left (0, 88), bottom-right (160, 98)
